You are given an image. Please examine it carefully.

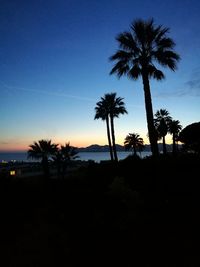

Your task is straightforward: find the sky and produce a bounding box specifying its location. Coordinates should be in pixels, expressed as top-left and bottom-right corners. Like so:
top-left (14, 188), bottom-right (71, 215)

top-left (0, 0), bottom-right (200, 151)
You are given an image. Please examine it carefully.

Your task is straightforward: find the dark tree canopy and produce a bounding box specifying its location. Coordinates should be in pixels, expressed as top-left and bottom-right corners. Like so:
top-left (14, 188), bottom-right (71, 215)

top-left (179, 122), bottom-right (200, 153)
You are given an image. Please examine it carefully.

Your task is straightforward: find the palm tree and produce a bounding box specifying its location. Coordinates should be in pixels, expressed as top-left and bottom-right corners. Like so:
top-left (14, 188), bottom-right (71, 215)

top-left (52, 150), bottom-right (63, 179)
top-left (95, 93), bottom-right (127, 162)
top-left (168, 120), bottom-right (182, 154)
top-left (110, 18), bottom-right (180, 156)
top-left (28, 139), bottom-right (58, 179)
top-left (124, 133), bottom-right (144, 156)
top-left (95, 98), bottom-right (114, 161)
top-left (108, 93), bottom-right (128, 161)
top-left (60, 143), bottom-right (79, 178)
top-left (154, 109), bottom-right (172, 154)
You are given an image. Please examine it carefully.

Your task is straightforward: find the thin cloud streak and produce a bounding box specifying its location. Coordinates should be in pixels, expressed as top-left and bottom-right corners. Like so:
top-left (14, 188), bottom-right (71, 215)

top-left (0, 81), bottom-right (95, 102)
top-left (154, 85), bottom-right (200, 99)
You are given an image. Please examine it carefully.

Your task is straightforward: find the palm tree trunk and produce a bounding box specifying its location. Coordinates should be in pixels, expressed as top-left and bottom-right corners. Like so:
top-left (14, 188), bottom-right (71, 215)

top-left (110, 115), bottom-right (118, 161)
top-left (163, 136), bottom-right (167, 155)
top-left (133, 146), bottom-right (137, 156)
top-left (172, 134), bottom-right (176, 155)
top-left (106, 116), bottom-right (114, 161)
top-left (42, 157), bottom-right (49, 180)
top-left (142, 71), bottom-right (159, 156)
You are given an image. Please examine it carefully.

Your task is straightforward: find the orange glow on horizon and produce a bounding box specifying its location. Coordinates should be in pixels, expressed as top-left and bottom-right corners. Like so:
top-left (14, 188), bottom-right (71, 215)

top-left (0, 133), bottom-right (176, 152)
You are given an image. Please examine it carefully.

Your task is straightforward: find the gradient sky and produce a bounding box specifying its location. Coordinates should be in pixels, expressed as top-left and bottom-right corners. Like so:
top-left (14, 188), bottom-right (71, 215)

top-left (1, 0), bottom-right (200, 151)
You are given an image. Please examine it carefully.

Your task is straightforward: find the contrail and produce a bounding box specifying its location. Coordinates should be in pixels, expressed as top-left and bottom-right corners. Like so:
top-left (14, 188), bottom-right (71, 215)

top-left (0, 80), bottom-right (95, 102)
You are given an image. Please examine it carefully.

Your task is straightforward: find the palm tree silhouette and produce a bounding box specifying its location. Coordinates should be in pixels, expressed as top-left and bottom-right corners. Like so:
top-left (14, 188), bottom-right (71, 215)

top-left (168, 120), bottom-right (182, 154)
top-left (95, 97), bottom-right (114, 161)
top-left (95, 93), bottom-right (127, 161)
top-left (110, 18), bottom-right (180, 156)
top-left (154, 109), bottom-right (172, 154)
top-left (124, 133), bottom-right (144, 156)
top-left (52, 143), bottom-right (79, 179)
top-left (52, 150), bottom-right (63, 179)
top-left (60, 143), bottom-right (79, 178)
top-left (28, 139), bottom-right (58, 179)
top-left (109, 93), bottom-right (127, 161)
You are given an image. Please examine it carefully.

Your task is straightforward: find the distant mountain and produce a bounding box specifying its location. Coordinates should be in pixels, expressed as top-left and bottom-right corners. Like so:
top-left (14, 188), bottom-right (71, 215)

top-left (77, 143), bottom-right (182, 152)
top-left (77, 144), bottom-right (125, 152)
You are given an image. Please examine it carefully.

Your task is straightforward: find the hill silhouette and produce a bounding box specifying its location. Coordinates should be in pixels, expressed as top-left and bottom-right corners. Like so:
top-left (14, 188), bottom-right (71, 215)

top-left (77, 143), bottom-right (182, 152)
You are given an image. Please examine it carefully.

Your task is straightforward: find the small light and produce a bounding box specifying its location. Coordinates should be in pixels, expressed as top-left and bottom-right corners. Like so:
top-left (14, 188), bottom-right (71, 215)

top-left (10, 170), bottom-right (16, 176)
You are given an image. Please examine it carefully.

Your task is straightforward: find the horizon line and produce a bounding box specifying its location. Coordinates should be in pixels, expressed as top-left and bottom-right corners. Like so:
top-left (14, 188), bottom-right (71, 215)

top-left (0, 142), bottom-right (182, 153)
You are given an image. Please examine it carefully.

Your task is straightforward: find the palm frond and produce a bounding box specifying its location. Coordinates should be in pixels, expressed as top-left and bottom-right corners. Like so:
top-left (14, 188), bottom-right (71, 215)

top-left (116, 32), bottom-right (140, 54)
top-left (156, 37), bottom-right (175, 49)
top-left (110, 18), bottom-right (180, 81)
top-left (128, 64), bottom-right (142, 80)
top-left (153, 50), bottom-right (180, 70)
top-left (148, 65), bottom-right (165, 80)
top-left (110, 61), bottom-right (130, 77)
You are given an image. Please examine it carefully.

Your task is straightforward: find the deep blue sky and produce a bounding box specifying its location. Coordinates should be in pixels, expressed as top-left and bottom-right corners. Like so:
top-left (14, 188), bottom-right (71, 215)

top-left (1, 0), bottom-right (200, 151)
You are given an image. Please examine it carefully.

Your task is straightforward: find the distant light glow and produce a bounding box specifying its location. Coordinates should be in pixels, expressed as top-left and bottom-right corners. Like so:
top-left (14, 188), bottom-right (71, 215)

top-left (10, 170), bottom-right (16, 176)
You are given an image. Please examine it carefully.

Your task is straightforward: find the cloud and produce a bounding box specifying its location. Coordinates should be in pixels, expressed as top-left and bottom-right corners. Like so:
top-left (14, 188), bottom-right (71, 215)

top-left (184, 70), bottom-right (200, 96)
top-left (186, 78), bottom-right (200, 90)
top-left (154, 75), bottom-right (200, 99)
top-left (154, 89), bottom-right (189, 98)
top-left (0, 80), bottom-right (95, 102)
top-left (0, 141), bottom-right (9, 145)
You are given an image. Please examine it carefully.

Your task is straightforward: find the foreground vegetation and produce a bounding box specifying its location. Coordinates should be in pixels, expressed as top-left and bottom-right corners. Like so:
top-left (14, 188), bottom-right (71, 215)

top-left (0, 153), bottom-right (199, 266)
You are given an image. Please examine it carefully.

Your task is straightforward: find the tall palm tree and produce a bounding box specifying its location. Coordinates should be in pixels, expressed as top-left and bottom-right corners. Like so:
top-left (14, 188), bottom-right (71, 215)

top-left (95, 97), bottom-right (114, 161)
top-left (95, 93), bottom-right (127, 162)
top-left (154, 109), bottom-right (172, 154)
top-left (124, 133), bottom-right (144, 156)
top-left (28, 139), bottom-right (58, 179)
top-left (110, 18), bottom-right (180, 156)
top-left (168, 119), bottom-right (182, 154)
top-left (108, 93), bottom-right (128, 161)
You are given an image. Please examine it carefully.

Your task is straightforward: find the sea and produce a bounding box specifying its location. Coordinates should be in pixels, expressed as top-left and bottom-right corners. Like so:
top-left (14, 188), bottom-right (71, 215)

top-left (0, 151), bottom-right (151, 163)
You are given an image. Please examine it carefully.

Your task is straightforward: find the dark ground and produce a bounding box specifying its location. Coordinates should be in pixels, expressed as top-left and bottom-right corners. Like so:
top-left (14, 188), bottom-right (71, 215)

top-left (0, 154), bottom-right (200, 266)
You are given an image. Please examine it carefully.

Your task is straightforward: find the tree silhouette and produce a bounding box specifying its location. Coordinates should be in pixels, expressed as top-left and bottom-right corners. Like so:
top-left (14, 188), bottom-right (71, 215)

top-left (109, 93), bottom-right (128, 161)
top-left (95, 93), bottom-right (127, 161)
top-left (168, 119), bottom-right (182, 154)
top-left (124, 133), bottom-right (144, 156)
top-left (28, 139), bottom-right (58, 179)
top-left (179, 122), bottom-right (200, 154)
top-left (154, 109), bottom-right (172, 154)
top-left (110, 18), bottom-right (180, 156)
top-left (60, 143), bottom-right (79, 178)
top-left (95, 97), bottom-right (114, 161)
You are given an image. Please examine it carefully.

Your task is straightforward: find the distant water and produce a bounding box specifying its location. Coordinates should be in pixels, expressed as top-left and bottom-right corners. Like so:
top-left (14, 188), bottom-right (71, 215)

top-left (0, 152), bottom-right (39, 163)
top-left (0, 151), bottom-right (151, 163)
top-left (77, 151), bottom-right (151, 162)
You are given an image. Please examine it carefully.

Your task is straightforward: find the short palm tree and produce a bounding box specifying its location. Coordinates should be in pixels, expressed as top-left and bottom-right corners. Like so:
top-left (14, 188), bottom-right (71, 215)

top-left (124, 133), bottom-right (144, 156)
top-left (110, 18), bottom-right (180, 156)
top-left (52, 143), bottom-right (78, 179)
top-left (52, 150), bottom-right (63, 179)
top-left (60, 143), bottom-right (79, 178)
top-left (168, 119), bottom-right (182, 154)
top-left (154, 109), bottom-right (172, 154)
top-left (28, 139), bottom-right (58, 179)
top-left (95, 93), bottom-right (127, 162)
